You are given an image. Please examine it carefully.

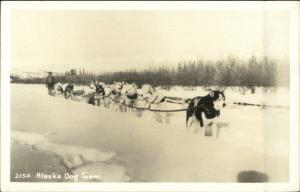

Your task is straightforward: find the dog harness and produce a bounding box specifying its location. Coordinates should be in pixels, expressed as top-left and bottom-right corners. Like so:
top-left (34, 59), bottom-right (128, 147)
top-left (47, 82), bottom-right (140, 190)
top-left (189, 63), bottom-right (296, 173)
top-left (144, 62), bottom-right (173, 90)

top-left (111, 90), bottom-right (121, 96)
top-left (127, 93), bottom-right (138, 100)
top-left (95, 84), bottom-right (105, 96)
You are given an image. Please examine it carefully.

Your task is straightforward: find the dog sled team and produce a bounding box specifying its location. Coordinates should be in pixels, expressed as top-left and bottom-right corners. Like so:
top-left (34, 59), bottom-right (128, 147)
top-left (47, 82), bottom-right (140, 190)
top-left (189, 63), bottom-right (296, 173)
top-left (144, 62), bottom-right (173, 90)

top-left (46, 72), bottom-right (226, 138)
top-left (52, 81), bottom-right (176, 107)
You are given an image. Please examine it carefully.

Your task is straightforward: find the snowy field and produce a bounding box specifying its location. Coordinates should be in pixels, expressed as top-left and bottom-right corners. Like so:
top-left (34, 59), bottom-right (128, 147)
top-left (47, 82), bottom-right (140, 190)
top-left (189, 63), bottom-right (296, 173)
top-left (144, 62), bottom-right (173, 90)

top-left (10, 84), bottom-right (289, 182)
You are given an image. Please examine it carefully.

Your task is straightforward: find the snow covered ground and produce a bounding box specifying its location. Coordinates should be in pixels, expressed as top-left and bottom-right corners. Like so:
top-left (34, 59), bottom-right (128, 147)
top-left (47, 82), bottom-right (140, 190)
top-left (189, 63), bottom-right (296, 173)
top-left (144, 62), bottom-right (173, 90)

top-left (157, 86), bottom-right (289, 108)
top-left (76, 84), bottom-right (289, 107)
top-left (10, 84), bottom-right (289, 182)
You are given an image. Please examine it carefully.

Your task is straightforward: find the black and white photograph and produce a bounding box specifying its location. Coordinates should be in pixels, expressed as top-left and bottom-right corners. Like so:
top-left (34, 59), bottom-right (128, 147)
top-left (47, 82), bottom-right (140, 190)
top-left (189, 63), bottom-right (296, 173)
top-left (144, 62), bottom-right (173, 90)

top-left (1, 1), bottom-right (299, 192)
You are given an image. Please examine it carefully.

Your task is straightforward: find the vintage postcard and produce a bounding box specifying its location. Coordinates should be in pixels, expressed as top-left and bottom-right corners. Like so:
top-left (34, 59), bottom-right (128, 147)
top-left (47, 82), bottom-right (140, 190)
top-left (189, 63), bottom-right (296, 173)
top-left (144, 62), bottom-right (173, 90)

top-left (1, 1), bottom-right (299, 192)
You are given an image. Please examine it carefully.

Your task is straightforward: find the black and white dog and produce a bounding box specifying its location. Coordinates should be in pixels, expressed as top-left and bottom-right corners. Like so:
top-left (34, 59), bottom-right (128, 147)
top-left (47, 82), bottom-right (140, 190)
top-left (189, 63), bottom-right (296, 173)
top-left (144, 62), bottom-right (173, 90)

top-left (186, 90), bottom-right (226, 137)
top-left (64, 84), bottom-right (85, 99)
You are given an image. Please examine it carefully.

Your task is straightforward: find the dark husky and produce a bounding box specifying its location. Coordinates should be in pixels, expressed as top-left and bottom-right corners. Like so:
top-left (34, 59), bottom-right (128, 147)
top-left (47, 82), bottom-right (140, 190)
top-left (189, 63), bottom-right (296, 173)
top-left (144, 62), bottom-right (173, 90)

top-left (186, 90), bottom-right (226, 136)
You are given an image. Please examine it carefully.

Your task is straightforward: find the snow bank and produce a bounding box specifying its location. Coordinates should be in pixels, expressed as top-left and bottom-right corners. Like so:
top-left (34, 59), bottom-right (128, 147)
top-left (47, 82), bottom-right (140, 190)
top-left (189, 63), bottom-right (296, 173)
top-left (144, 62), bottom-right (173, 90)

top-left (11, 131), bottom-right (51, 145)
top-left (11, 130), bottom-right (130, 182)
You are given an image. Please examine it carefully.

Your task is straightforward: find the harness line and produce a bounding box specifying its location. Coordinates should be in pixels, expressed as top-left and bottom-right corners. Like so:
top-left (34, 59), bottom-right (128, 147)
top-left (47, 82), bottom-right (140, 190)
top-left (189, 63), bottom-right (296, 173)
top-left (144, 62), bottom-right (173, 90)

top-left (62, 87), bottom-right (284, 113)
top-left (102, 94), bottom-right (188, 112)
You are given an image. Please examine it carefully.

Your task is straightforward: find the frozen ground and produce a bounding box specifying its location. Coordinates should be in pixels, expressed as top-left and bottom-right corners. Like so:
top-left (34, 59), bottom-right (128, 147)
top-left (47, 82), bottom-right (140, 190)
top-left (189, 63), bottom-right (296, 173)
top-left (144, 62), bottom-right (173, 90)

top-left (10, 84), bottom-right (289, 182)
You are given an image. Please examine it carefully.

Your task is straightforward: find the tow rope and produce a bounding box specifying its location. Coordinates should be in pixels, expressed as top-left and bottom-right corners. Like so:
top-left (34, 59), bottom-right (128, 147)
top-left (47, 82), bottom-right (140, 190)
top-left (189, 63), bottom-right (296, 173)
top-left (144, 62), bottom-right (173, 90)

top-left (103, 95), bottom-right (188, 112)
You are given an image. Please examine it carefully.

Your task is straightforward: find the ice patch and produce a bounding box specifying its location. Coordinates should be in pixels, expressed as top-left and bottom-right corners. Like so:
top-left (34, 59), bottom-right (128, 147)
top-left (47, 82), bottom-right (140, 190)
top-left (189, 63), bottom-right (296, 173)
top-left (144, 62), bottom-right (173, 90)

top-left (34, 142), bottom-right (115, 169)
top-left (11, 130), bottom-right (131, 182)
top-left (12, 131), bottom-right (115, 167)
top-left (73, 162), bottom-right (130, 182)
top-left (12, 131), bottom-right (51, 145)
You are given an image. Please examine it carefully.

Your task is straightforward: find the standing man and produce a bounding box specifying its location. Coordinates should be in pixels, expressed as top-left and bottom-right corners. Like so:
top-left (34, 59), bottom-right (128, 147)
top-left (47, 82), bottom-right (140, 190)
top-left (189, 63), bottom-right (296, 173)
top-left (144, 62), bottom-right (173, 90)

top-left (45, 72), bottom-right (55, 96)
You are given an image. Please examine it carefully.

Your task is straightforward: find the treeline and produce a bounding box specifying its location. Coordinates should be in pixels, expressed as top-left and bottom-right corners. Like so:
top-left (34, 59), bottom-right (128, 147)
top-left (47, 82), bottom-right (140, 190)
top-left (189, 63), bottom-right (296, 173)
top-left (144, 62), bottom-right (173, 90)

top-left (11, 73), bottom-right (96, 85)
top-left (65, 68), bottom-right (97, 76)
top-left (12, 56), bottom-right (281, 87)
top-left (96, 56), bottom-right (278, 87)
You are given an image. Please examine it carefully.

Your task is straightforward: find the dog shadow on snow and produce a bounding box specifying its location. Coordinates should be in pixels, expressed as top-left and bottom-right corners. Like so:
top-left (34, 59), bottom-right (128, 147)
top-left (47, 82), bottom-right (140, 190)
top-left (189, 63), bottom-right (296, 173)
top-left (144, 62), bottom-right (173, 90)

top-left (211, 121), bottom-right (230, 137)
top-left (131, 109), bottom-right (231, 139)
top-left (100, 100), bottom-right (230, 138)
top-left (152, 112), bottom-right (173, 124)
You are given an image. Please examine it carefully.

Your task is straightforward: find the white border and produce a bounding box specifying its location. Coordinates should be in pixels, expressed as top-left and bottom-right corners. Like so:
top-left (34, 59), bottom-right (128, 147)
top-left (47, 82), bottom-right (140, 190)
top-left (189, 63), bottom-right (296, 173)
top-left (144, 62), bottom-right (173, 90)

top-left (1, 1), bottom-right (299, 192)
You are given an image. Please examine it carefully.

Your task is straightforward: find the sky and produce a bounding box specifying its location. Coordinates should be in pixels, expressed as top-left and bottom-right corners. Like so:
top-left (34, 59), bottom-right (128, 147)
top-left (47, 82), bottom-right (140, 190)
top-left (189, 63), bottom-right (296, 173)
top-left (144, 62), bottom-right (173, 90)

top-left (11, 10), bottom-right (289, 74)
